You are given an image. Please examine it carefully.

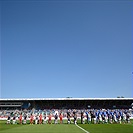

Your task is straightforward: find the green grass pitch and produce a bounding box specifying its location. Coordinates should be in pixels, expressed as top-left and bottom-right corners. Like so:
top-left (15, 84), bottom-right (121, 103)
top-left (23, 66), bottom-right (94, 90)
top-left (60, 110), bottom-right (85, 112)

top-left (0, 121), bottom-right (133, 133)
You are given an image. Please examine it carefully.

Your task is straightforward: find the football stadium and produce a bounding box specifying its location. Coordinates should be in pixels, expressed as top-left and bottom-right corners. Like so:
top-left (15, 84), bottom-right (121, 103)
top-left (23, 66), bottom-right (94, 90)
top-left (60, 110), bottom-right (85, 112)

top-left (1, 0), bottom-right (132, 132)
top-left (0, 98), bottom-right (133, 133)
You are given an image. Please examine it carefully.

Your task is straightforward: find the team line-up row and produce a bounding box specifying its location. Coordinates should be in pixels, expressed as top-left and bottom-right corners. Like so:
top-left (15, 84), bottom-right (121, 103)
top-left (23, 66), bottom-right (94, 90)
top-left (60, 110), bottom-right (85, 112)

top-left (6, 109), bottom-right (132, 124)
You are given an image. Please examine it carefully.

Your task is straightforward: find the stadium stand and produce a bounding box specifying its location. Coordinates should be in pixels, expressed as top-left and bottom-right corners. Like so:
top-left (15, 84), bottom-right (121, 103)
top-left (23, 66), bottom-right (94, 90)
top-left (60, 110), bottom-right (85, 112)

top-left (0, 98), bottom-right (133, 124)
top-left (0, 98), bottom-right (133, 110)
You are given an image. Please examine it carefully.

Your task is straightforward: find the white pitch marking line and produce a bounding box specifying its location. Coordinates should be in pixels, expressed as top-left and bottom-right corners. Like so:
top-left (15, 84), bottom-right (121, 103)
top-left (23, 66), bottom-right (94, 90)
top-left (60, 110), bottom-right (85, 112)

top-left (75, 123), bottom-right (90, 133)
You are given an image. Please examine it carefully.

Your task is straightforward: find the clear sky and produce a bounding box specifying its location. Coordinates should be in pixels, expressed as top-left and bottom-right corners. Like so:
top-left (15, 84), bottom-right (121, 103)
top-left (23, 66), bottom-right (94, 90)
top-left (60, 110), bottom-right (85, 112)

top-left (0, 0), bottom-right (132, 98)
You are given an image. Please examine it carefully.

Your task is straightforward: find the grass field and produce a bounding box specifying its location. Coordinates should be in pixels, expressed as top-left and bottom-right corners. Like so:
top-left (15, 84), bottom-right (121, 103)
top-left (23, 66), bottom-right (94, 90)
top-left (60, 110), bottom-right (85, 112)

top-left (0, 121), bottom-right (133, 133)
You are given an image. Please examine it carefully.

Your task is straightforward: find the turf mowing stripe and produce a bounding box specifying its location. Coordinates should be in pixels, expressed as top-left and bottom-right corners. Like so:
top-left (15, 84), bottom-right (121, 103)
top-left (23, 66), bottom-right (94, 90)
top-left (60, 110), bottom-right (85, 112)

top-left (75, 124), bottom-right (90, 133)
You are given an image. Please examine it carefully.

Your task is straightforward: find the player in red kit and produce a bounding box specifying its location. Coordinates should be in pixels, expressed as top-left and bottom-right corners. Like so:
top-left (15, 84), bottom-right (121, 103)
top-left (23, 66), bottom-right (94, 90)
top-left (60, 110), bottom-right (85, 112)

top-left (59, 113), bottom-right (63, 124)
top-left (30, 114), bottom-right (34, 125)
top-left (39, 113), bottom-right (42, 124)
top-left (19, 113), bottom-right (22, 124)
top-left (48, 114), bottom-right (52, 124)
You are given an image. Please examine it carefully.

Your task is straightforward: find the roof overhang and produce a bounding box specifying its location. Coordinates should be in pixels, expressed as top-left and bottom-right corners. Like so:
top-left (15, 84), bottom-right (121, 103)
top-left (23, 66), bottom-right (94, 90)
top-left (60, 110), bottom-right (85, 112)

top-left (0, 98), bottom-right (133, 101)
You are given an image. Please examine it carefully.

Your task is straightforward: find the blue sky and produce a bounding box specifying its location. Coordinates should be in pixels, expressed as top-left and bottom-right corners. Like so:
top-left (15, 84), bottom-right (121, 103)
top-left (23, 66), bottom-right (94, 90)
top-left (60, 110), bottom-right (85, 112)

top-left (0, 0), bottom-right (132, 98)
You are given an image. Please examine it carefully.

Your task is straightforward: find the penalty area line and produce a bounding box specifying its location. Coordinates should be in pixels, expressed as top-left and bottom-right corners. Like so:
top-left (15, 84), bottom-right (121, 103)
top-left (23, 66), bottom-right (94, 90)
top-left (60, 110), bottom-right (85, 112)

top-left (75, 124), bottom-right (90, 133)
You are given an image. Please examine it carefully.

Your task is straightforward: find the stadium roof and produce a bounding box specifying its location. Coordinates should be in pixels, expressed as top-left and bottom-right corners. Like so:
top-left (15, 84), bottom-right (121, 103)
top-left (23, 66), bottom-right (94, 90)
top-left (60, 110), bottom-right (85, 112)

top-left (0, 98), bottom-right (133, 101)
